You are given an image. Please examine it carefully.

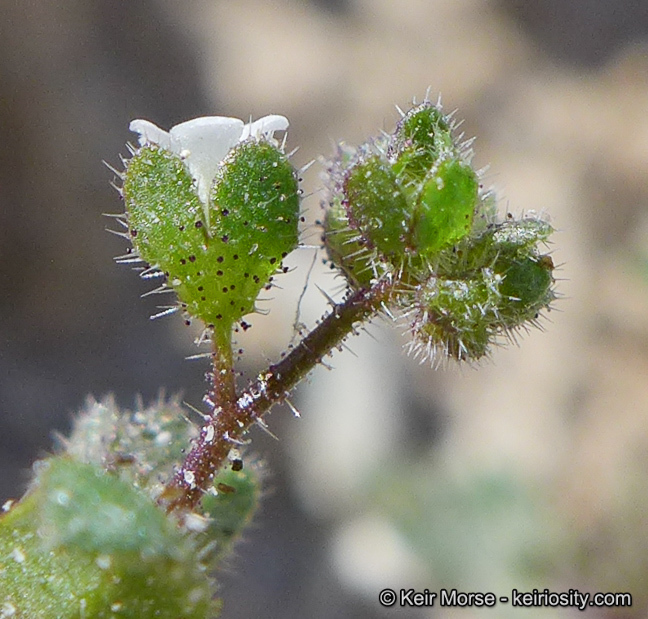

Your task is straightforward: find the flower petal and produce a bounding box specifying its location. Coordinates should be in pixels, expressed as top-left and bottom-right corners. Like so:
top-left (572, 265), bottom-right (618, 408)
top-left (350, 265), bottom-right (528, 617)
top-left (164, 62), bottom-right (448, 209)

top-left (129, 119), bottom-right (172, 150)
top-left (241, 115), bottom-right (289, 142)
top-left (168, 117), bottom-right (245, 204)
top-left (128, 115), bottom-right (290, 208)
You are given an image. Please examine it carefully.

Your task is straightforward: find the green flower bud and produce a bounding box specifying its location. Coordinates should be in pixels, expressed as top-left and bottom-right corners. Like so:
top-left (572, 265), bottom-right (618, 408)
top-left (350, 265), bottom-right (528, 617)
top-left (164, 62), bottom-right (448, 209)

top-left (323, 101), bottom-right (480, 280)
top-left (389, 102), bottom-right (454, 176)
top-left (408, 242), bottom-right (555, 362)
top-left (496, 254), bottom-right (555, 326)
top-left (0, 458), bottom-right (216, 618)
top-left (65, 396), bottom-right (197, 500)
top-left (0, 396), bottom-right (267, 617)
top-left (408, 271), bottom-right (500, 362)
top-left (323, 99), bottom-right (557, 363)
top-left (434, 217), bottom-right (554, 280)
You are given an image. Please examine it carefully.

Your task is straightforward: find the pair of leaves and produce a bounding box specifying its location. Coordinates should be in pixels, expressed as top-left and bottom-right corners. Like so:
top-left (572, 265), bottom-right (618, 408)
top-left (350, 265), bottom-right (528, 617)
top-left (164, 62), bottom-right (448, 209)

top-left (123, 140), bottom-right (299, 338)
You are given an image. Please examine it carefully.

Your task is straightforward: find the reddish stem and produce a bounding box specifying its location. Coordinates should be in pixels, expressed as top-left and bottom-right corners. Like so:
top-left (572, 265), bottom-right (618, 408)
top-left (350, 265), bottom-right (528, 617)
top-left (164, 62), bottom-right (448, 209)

top-left (162, 280), bottom-right (390, 514)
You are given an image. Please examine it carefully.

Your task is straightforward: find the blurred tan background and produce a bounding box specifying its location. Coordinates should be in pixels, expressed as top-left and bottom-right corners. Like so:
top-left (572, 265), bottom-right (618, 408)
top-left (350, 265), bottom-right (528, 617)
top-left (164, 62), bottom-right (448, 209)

top-left (2, 0), bottom-right (648, 617)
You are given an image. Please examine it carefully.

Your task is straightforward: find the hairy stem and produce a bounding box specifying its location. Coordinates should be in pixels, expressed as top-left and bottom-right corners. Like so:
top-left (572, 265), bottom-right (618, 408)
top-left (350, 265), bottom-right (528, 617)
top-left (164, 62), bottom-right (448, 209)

top-left (209, 328), bottom-right (236, 410)
top-left (162, 280), bottom-right (391, 513)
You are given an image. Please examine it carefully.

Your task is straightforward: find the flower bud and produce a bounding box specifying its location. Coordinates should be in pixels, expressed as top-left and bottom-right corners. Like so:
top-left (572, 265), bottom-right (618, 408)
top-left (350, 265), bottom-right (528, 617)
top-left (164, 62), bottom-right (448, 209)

top-left (0, 457), bottom-right (215, 618)
top-left (344, 154), bottom-right (410, 257)
top-left (497, 254), bottom-right (555, 327)
top-left (389, 101), bottom-right (454, 181)
top-left (323, 101), bottom-right (480, 282)
top-left (408, 224), bottom-right (555, 362)
top-left (323, 99), bottom-right (556, 362)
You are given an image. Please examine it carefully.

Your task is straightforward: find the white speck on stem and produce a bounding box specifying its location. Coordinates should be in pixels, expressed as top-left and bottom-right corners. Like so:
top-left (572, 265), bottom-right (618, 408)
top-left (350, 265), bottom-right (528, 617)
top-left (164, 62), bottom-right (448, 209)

top-left (237, 393), bottom-right (254, 409)
top-left (183, 470), bottom-right (196, 488)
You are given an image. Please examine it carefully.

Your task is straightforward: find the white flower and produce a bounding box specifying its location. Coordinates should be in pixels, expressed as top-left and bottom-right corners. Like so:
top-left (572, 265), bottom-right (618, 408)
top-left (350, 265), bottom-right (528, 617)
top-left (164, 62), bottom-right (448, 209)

top-left (129, 115), bottom-right (289, 205)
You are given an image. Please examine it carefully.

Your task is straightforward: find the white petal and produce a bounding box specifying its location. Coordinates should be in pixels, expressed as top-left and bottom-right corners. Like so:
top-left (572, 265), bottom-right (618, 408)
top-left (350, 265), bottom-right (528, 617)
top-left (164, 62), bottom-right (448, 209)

top-left (241, 114), bottom-right (289, 142)
top-left (129, 119), bottom-right (171, 149)
top-left (169, 116), bottom-right (244, 204)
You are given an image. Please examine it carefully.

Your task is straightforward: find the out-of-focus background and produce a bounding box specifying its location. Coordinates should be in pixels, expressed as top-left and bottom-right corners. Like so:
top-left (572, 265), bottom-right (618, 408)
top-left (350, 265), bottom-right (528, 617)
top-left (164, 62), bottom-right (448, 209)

top-left (2, 0), bottom-right (648, 616)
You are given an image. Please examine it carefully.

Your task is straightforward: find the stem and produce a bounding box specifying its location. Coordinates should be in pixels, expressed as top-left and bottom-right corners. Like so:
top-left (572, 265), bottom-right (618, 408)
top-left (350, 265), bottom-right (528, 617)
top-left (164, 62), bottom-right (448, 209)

top-left (209, 327), bottom-right (236, 410)
top-left (162, 280), bottom-right (391, 514)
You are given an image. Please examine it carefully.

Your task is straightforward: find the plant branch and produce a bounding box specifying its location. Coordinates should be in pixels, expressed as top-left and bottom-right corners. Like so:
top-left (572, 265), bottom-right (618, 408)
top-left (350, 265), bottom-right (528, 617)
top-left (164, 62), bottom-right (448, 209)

top-left (162, 279), bottom-right (391, 514)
